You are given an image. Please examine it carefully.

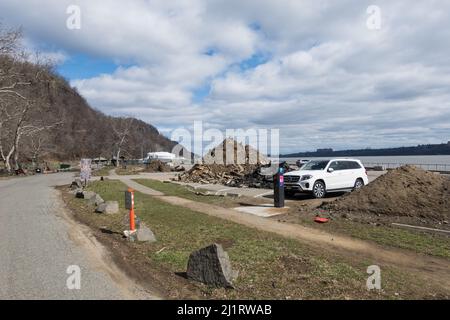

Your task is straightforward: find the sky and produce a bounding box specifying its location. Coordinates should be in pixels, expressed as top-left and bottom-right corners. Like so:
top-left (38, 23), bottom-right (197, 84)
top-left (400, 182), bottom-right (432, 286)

top-left (1, 0), bottom-right (450, 154)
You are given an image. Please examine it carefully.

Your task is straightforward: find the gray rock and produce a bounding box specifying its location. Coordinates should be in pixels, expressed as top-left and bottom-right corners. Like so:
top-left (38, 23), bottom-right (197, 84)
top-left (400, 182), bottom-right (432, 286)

top-left (82, 191), bottom-right (96, 200)
top-left (75, 190), bottom-right (85, 198)
top-left (136, 223), bottom-right (156, 242)
top-left (87, 193), bottom-right (104, 206)
top-left (70, 178), bottom-right (82, 190)
top-left (186, 243), bottom-right (238, 288)
top-left (69, 188), bottom-right (82, 195)
top-left (75, 190), bottom-right (96, 199)
top-left (95, 201), bottom-right (119, 214)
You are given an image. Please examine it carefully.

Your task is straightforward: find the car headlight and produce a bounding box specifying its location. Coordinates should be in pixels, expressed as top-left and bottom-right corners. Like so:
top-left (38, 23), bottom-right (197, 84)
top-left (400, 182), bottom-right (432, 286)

top-left (301, 175), bottom-right (313, 181)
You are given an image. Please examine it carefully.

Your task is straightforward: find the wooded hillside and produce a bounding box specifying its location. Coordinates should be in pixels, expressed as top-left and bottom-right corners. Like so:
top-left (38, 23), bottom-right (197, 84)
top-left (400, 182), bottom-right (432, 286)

top-left (0, 26), bottom-right (180, 172)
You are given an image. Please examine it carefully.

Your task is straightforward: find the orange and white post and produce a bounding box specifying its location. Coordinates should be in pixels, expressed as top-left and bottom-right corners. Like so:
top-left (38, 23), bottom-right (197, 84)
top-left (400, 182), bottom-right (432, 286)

top-left (125, 188), bottom-right (136, 233)
top-left (128, 188), bottom-right (135, 231)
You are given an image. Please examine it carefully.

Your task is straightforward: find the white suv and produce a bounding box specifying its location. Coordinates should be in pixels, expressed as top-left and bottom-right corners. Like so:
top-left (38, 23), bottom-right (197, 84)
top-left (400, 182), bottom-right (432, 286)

top-left (283, 159), bottom-right (369, 198)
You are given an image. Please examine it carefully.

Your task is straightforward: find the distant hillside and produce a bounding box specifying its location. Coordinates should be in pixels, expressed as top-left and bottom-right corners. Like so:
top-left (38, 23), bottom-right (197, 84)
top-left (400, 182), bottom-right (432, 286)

top-left (1, 52), bottom-right (183, 170)
top-left (282, 142), bottom-right (450, 158)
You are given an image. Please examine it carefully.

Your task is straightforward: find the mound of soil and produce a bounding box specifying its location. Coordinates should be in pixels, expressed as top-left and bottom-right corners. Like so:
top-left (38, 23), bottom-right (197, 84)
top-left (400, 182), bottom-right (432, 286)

top-left (143, 160), bottom-right (172, 173)
top-left (323, 165), bottom-right (450, 222)
top-left (203, 138), bottom-right (270, 165)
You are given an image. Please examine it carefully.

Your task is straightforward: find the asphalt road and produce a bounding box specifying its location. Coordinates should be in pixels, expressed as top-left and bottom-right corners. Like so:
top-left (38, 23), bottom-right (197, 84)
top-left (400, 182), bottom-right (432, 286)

top-left (0, 173), bottom-right (157, 300)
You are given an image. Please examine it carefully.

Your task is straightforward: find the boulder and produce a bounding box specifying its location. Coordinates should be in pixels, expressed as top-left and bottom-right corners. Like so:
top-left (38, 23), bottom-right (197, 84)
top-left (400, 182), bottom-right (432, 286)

top-left (186, 243), bottom-right (238, 288)
top-left (75, 190), bottom-right (85, 198)
top-left (87, 193), bottom-right (104, 206)
top-left (82, 191), bottom-right (96, 199)
top-left (136, 223), bottom-right (156, 242)
top-left (75, 190), bottom-right (96, 199)
top-left (95, 201), bottom-right (119, 214)
top-left (70, 178), bottom-right (83, 190)
top-left (69, 188), bottom-right (82, 195)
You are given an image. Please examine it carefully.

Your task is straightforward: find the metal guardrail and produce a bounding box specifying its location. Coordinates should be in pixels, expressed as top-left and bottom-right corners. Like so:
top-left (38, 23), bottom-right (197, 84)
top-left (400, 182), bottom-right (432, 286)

top-left (363, 162), bottom-right (450, 172)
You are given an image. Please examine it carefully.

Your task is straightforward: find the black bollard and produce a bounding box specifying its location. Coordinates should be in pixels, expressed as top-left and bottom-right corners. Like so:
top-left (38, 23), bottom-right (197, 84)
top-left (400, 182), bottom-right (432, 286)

top-left (273, 167), bottom-right (285, 208)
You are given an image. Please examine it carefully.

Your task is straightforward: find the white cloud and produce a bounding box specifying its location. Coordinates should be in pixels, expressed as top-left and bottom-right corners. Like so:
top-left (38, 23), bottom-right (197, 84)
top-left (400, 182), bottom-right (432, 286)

top-left (1, 0), bottom-right (450, 152)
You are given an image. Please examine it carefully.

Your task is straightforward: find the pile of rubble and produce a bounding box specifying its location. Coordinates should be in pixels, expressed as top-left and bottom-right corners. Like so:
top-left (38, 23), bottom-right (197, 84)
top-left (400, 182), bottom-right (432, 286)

top-left (143, 160), bottom-right (172, 173)
top-left (203, 138), bottom-right (270, 165)
top-left (178, 163), bottom-right (273, 188)
top-left (177, 139), bottom-right (282, 188)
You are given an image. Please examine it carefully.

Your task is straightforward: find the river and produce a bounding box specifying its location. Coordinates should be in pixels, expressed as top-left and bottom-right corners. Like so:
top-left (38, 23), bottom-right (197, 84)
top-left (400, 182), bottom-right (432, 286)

top-left (280, 155), bottom-right (450, 171)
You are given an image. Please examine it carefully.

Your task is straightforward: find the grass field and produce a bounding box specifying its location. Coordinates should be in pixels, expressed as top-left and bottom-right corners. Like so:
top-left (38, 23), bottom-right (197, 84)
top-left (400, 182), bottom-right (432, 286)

top-left (280, 210), bottom-right (450, 260)
top-left (133, 179), bottom-right (253, 207)
top-left (92, 166), bottom-right (115, 177)
top-left (62, 179), bottom-right (450, 299)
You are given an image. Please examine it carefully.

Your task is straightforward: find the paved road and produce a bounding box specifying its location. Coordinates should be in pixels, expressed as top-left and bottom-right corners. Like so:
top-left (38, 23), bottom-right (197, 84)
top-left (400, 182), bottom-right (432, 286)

top-left (0, 173), bottom-right (157, 300)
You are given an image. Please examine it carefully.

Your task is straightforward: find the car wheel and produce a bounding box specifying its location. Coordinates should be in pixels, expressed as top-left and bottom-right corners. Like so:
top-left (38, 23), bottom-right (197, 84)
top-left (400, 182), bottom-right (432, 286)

top-left (312, 181), bottom-right (326, 198)
top-left (354, 178), bottom-right (364, 190)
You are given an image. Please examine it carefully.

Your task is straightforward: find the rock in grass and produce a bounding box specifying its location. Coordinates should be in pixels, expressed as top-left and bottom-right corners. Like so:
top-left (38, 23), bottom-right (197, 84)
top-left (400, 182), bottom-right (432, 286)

top-left (95, 201), bottom-right (119, 214)
top-left (87, 193), bottom-right (104, 206)
top-left (70, 178), bottom-right (82, 190)
top-left (186, 243), bottom-right (238, 288)
top-left (136, 223), bottom-right (156, 242)
top-left (82, 191), bottom-right (96, 200)
top-left (75, 190), bottom-right (84, 198)
top-left (75, 190), bottom-right (96, 199)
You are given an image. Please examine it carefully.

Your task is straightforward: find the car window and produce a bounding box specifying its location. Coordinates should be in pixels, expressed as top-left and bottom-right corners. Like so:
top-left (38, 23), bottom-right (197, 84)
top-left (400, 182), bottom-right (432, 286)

top-left (329, 161), bottom-right (344, 171)
top-left (302, 160), bottom-right (329, 170)
top-left (346, 161), bottom-right (361, 169)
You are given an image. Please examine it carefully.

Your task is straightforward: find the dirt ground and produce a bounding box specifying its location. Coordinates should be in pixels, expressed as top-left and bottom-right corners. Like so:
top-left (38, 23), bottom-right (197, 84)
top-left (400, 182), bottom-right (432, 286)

top-left (320, 166), bottom-right (450, 229)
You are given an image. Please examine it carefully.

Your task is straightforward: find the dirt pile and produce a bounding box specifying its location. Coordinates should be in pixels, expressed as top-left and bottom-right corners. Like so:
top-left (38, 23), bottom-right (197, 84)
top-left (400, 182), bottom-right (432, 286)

top-left (323, 165), bottom-right (450, 222)
top-left (203, 138), bottom-right (270, 165)
top-left (177, 164), bottom-right (273, 188)
top-left (143, 160), bottom-right (172, 173)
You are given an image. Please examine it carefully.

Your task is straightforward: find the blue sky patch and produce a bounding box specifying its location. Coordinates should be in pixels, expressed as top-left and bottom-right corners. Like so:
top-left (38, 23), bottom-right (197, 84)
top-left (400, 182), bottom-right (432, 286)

top-left (192, 83), bottom-right (212, 103)
top-left (238, 52), bottom-right (271, 71)
top-left (57, 54), bottom-right (119, 80)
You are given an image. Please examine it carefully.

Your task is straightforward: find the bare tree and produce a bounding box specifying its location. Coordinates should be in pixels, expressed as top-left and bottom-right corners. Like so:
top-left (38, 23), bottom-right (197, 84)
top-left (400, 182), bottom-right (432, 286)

top-left (0, 25), bottom-right (22, 55)
top-left (111, 117), bottom-right (135, 167)
top-left (0, 24), bottom-right (63, 172)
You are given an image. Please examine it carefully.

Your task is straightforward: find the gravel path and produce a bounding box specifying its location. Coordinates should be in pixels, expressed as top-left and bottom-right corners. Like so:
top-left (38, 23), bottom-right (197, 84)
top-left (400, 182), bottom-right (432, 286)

top-left (0, 173), bottom-right (159, 300)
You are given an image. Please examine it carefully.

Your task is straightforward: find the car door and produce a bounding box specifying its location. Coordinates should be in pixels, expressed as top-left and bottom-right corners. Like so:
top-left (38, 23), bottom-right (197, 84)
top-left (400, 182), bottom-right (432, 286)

top-left (339, 161), bottom-right (356, 189)
top-left (326, 161), bottom-right (344, 190)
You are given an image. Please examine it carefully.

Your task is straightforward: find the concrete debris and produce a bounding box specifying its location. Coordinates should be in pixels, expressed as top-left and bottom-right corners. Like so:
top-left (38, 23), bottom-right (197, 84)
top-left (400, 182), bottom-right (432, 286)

top-left (186, 243), bottom-right (238, 288)
top-left (176, 139), bottom-right (296, 188)
top-left (95, 201), bottom-right (119, 214)
top-left (178, 163), bottom-right (274, 188)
